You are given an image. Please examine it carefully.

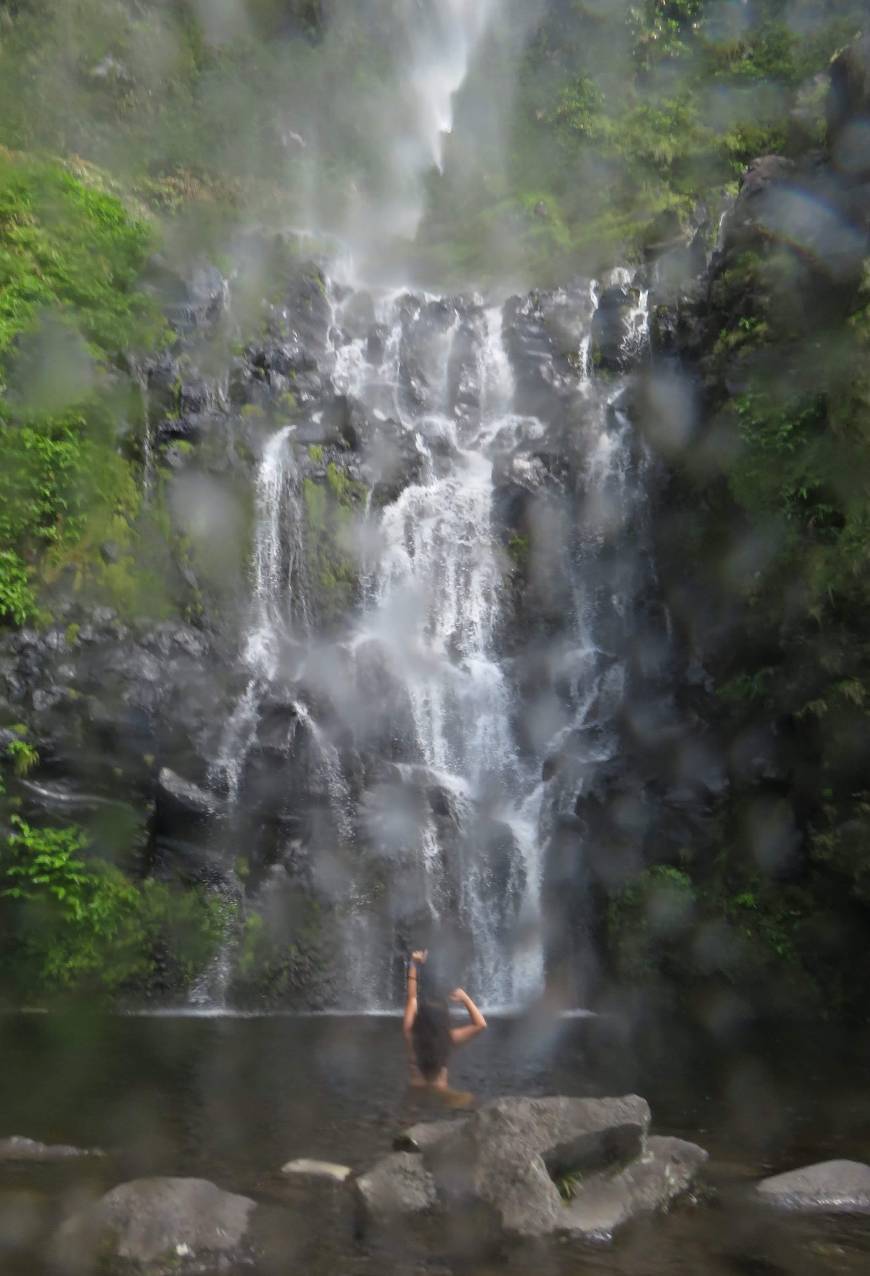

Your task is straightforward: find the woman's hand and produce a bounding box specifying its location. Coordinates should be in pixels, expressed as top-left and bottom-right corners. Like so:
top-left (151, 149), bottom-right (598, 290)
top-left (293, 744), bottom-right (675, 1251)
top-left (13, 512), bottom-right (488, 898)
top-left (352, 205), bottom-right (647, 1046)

top-left (411, 950), bottom-right (428, 965)
top-left (449, 988), bottom-right (467, 1003)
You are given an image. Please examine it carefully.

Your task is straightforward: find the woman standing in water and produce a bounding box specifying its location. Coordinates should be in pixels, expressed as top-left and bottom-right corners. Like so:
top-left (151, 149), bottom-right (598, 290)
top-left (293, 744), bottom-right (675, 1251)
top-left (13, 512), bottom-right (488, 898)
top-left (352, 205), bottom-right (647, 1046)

top-left (403, 949), bottom-right (487, 1093)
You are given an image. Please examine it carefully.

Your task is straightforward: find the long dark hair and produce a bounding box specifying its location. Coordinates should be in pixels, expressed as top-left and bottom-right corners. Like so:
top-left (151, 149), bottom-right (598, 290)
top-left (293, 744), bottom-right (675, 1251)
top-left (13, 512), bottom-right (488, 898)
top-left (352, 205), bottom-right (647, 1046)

top-left (411, 996), bottom-right (452, 1080)
top-left (410, 957), bottom-right (454, 1080)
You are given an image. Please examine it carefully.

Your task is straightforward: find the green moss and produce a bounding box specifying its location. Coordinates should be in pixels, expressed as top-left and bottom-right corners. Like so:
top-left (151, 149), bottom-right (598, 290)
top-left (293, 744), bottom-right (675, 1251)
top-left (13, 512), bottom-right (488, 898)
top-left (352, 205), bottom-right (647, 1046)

top-left (0, 155), bottom-right (183, 627)
top-left (308, 444), bottom-right (324, 463)
top-left (233, 895), bottom-right (330, 1005)
top-left (301, 468), bottom-right (368, 627)
top-left (0, 154), bottom-right (164, 368)
top-left (507, 532), bottom-right (530, 570)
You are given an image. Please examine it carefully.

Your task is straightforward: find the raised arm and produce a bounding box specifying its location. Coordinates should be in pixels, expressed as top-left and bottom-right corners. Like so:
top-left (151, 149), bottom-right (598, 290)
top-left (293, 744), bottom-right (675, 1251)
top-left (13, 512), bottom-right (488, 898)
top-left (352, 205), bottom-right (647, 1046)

top-left (449, 988), bottom-right (487, 1045)
top-left (403, 949), bottom-right (426, 1038)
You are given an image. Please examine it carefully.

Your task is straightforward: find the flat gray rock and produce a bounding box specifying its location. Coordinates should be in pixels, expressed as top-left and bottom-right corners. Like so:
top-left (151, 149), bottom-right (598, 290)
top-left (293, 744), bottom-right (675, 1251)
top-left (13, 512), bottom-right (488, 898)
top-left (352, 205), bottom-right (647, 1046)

top-left (757, 1160), bottom-right (870, 1211)
top-left (0, 1136), bottom-right (104, 1162)
top-left (561, 1136), bottom-right (709, 1240)
top-left (354, 1152), bottom-right (437, 1222)
top-left (55, 1176), bottom-right (256, 1272)
top-left (281, 1158), bottom-right (351, 1183)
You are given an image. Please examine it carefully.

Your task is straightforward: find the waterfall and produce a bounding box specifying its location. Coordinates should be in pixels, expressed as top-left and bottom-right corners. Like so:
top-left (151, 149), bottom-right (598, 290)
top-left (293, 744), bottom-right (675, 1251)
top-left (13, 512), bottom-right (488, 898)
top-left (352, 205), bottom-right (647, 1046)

top-left (400, 0), bottom-right (496, 175)
top-left (194, 2), bottom-right (659, 1013)
top-left (361, 0), bottom-right (499, 239)
top-left (339, 297), bottom-right (543, 1005)
top-left (200, 274), bottom-right (654, 1012)
top-left (212, 425), bottom-right (305, 803)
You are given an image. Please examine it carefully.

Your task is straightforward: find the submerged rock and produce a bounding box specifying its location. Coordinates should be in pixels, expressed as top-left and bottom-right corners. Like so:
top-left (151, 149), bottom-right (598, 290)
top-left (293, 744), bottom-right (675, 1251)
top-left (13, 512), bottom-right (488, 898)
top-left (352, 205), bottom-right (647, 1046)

top-left (0, 1136), bottom-right (104, 1162)
top-left (393, 1119), bottom-right (468, 1154)
top-left (55, 1177), bottom-right (256, 1273)
top-left (756, 1160), bottom-right (870, 1212)
top-left (281, 1158), bottom-right (351, 1184)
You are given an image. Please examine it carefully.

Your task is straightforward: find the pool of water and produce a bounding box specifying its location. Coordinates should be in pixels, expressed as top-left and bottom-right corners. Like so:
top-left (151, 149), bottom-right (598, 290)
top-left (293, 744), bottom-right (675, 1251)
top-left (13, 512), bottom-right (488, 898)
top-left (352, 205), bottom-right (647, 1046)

top-left (2, 1010), bottom-right (870, 1273)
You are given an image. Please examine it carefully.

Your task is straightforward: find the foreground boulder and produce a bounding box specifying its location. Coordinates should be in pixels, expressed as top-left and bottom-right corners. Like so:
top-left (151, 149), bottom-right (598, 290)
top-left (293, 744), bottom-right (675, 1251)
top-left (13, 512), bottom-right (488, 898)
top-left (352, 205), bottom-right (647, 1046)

top-left (355, 1095), bottom-right (707, 1249)
top-left (757, 1160), bottom-right (870, 1212)
top-left (54, 1177), bottom-right (256, 1273)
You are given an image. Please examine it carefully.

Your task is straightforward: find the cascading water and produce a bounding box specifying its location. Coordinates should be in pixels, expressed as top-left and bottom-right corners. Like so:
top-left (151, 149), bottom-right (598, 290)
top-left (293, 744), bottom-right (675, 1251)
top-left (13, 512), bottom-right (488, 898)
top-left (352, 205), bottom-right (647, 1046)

top-left (353, 0), bottom-right (499, 241)
top-left (333, 294), bottom-right (546, 1006)
top-left (196, 0), bottom-right (659, 1012)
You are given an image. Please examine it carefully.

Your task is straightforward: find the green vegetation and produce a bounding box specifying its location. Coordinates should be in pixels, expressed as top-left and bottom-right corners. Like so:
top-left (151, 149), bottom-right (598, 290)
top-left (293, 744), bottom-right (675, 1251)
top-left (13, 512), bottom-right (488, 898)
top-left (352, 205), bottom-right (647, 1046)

top-left (628, 63), bottom-right (870, 1013)
top-left (0, 817), bottom-right (228, 1000)
top-left (301, 463), bottom-right (368, 628)
top-left (0, 151), bottom-right (174, 623)
top-left (422, 0), bottom-right (867, 280)
top-left (232, 893), bottom-right (329, 1006)
top-left (4, 736), bottom-right (39, 779)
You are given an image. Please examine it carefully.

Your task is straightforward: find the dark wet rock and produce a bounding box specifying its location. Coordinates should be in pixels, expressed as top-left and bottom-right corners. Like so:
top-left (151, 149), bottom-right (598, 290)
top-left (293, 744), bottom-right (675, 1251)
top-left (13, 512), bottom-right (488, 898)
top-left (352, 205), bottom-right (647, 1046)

top-left (727, 154), bottom-right (797, 245)
top-left (146, 261), bottom-right (227, 334)
top-left (340, 291), bottom-right (376, 339)
top-left (503, 293), bottom-right (564, 419)
top-left (397, 295), bottom-right (460, 417)
top-left (542, 1121), bottom-right (644, 1182)
top-left (55, 1177), bottom-right (256, 1273)
top-left (155, 768), bottom-right (216, 823)
top-left (349, 640), bottom-right (421, 759)
top-left (0, 614), bottom-right (219, 851)
top-left (591, 285), bottom-right (638, 372)
top-left (393, 1119), bottom-right (469, 1154)
top-left (366, 322), bottom-right (390, 365)
top-left (0, 1136), bottom-right (104, 1163)
top-left (284, 263), bottom-right (331, 360)
top-left (370, 421), bottom-right (425, 505)
top-left (828, 34), bottom-right (870, 178)
top-left (757, 1160), bottom-right (870, 1211)
top-left (447, 315), bottom-right (484, 429)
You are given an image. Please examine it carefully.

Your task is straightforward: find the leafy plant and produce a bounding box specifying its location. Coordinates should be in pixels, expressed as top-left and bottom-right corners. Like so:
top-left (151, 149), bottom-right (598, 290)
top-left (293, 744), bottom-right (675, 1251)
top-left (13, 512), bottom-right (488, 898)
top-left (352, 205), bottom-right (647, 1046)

top-left (4, 736), bottom-right (39, 777)
top-left (0, 818), bottom-right (228, 998)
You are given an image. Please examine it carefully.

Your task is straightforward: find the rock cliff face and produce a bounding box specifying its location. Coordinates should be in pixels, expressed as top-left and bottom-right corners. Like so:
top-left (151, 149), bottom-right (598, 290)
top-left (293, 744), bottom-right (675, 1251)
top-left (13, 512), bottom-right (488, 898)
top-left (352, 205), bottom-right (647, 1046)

top-left (2, 33), bottom-right (868, 1017)
top-left (591, 32), bottom-right (870, 1020)
top-left (0, 229), bottom-right (669, 1008)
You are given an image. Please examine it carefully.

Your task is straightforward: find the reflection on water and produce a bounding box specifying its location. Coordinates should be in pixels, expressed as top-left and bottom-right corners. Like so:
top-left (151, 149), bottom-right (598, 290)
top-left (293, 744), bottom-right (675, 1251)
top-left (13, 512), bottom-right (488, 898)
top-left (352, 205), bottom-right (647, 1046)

top-left (1, 1013), bottom-right (870, 1273)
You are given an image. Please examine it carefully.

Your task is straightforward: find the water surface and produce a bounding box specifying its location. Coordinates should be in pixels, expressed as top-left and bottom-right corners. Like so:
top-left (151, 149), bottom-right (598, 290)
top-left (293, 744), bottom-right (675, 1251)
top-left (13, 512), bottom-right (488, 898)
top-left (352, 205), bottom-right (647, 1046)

top-left (2, 1012), bottom-right (869, 1274)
